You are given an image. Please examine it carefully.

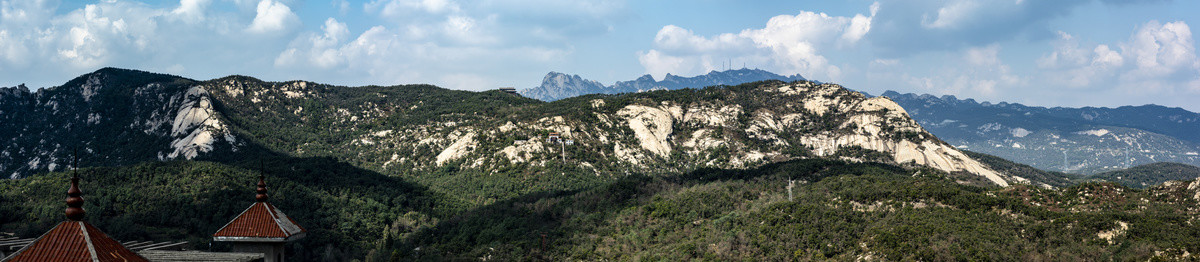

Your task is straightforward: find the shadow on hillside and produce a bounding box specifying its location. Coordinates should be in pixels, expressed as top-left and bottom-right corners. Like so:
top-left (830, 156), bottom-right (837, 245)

top-left (391, 159), bottom-right (907, 260)
top-left (192, 140), bottom-right (458, 260)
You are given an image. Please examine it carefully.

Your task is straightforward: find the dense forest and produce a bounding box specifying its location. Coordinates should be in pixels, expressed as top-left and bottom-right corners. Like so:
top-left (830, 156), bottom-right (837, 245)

top-left (4, 158), bottom-right (1200, 261)
top-left (0, 158), bottom-right (444, 259)
top-left (392, 159), bottom-right (1200, 261)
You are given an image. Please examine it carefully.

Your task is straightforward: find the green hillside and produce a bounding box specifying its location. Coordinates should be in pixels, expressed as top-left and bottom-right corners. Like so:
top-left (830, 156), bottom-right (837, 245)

top-left (394, 159), bottom-right (1200, 261)
top-left (0, 158), bottom-right (442, 259)
top-left (6, 159), bottom-right (1199, 261)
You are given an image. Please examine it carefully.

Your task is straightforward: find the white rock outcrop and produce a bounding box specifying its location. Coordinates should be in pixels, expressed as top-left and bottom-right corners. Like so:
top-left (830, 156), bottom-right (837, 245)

top-left (436, 132), bottom-right (477, 166)
top-left (617, 105), bottom-right (677, 158)
top-left (166, 86), bottom-right (235, 159)
top-left (500, 139), bottom-right (544, 163)
top-left (602, 82), bottom-right (1019, 186)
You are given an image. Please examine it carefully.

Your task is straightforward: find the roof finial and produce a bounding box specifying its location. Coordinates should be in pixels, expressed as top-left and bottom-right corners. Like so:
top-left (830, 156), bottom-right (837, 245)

top-left (66, 149), bottom-right (85, 221)
top-left (255, 175), bottom-right (268, 202)
top-left (256, 161), bottom-right (268, 202)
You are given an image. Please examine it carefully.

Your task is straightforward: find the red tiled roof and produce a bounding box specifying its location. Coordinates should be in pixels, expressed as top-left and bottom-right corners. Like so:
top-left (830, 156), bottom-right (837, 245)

top-left (212, 202), bottom-right (306, 241)
top-left (2, 221), bottom-right (147, 262)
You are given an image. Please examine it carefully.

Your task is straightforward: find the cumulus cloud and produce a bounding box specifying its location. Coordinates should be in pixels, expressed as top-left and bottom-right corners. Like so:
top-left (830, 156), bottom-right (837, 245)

top-left (638, 4), bottom-right (877, 82)
top-left (171, 0), bottom-right (211, 23)
top-left (272, 0), bottom-right (629, 90)
top-left (0, 0), bottom-right (623, 90)
top-left (1035, 21), bottom-right (1199, 94)
top-left (1123, 21), bottom-right (1197, 81)
top-left (246, 0), bottom-right (299, 34)
top-left (0, 0), bottom-right (301, 88)
top-left (275, 18), bottom-right (349, 69)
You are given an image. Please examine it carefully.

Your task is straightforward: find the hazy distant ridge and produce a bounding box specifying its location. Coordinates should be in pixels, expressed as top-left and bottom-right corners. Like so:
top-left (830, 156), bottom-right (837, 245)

top-left (519, 68), bottom-right (806, 101)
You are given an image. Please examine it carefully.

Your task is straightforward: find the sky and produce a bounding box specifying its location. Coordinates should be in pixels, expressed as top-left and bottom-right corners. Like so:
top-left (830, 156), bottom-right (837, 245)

top-left (1, 0), bottom-right (1199, 111)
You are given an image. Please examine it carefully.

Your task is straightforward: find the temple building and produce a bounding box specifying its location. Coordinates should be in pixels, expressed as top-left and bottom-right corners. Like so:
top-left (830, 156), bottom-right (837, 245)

top-left (212, 175), bottom-right (306, 262)
top-left (1, 170), bottom-right (148, 262)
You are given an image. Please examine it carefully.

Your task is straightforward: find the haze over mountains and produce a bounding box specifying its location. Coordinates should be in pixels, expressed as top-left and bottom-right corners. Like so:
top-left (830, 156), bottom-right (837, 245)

top-left (519, 68), bottom-right (807, 101)
top-left (884, 91), bottom-right (1200, 174)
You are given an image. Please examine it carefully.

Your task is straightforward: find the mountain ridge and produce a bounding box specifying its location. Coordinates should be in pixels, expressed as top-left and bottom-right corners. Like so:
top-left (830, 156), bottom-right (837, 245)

top-left (0, 68), bottom-right (1033, 187)
top-left (519, 68), bottom-right (806, 101)
top-left (882, 90), bottom-right (1200, 174)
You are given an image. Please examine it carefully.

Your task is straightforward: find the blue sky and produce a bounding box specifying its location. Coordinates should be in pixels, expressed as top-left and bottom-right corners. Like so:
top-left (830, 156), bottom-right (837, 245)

top-left (1, 0), bottom-right (1199, 111)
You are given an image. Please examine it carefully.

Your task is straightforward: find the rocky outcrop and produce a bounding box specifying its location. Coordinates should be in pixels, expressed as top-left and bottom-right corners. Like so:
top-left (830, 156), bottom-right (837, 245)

top-left (165, 86), bottom-right (236, 160)
top-left (436, 132), bottom-right (478, 166)
top-left (617, 105), bottom-right (679, 158)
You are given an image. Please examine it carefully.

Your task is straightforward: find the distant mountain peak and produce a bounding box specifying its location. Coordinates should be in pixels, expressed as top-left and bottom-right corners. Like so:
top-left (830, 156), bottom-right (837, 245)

top-left (519, 69), bottom-right (806, 101)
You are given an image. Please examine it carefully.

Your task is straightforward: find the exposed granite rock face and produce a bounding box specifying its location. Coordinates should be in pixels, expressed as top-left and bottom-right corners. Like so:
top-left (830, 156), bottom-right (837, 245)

top-left (165, 86), bottom-right (236, 160)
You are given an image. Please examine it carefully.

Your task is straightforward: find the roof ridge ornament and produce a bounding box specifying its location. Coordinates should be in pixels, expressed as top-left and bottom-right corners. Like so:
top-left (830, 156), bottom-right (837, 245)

top-left (256, 175), bottom-right (268, 202)
top-left (256, 161), bottom-right (268, 202)
top-left (66, 149), bottom-right (85, 221)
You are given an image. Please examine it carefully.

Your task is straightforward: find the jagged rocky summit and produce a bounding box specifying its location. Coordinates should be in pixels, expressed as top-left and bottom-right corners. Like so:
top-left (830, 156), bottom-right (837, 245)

top-left (520, 68), bottom-right (807, 101)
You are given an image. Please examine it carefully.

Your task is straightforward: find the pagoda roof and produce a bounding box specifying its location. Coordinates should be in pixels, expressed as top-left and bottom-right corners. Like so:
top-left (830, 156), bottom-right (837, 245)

top-left (212, 202), bottom-right (306, 242)
top-left (1, 221), bottom-right (147, 262)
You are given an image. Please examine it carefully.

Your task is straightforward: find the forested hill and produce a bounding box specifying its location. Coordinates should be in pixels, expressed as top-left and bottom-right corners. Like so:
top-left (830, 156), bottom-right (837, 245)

top-left (1, 68), bottom-right (1035, 187)
top-left (6, 158), bottom-right (1198, 260)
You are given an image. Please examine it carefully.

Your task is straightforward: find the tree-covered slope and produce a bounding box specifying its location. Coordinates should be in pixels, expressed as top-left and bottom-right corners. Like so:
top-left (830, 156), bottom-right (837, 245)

top-left (0, 158), bottom-right (443, 260)
top-left (1091, 162), bottom-right (1200, 188)
top-left (393, 159), bottom-right (1200, 261)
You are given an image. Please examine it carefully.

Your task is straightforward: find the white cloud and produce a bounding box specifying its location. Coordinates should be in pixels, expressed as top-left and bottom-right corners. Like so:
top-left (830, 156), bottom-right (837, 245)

top-left (332, 0), bottom-right (350, 15)
top-left (1092, 45), bottom-right (1123, 68)
top-left (868, 0), bottom-right (1161, 57)
top-left (637, 49), bottom-right (691, 79)
top-left (638, 6), bottom-right (875, 81)
top-left (367, 0), bottom-right (461, 19)
top-left (276, 18), bottom-right (348, 69)
top-left (246, 0), bottom-right (299, 34)
top-left (265, 0), bottom-right (628, 89)
top-left (172, 0), bottom-right (211, 23)
top-left (1036, 21), bottom-right (1198, 93)
top-left (965, 44), bottom-right (1000, 66)
top-left (922, 1), bottom-right (979, 29)
top-left (1123, 21), bottom-right (1196, 80)
top-left (0, 0), bottom-right (307, 88)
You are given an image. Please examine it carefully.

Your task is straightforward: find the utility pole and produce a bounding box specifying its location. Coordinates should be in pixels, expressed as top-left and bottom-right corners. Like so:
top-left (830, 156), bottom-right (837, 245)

top-left (787, 179), bottom-right (795, 202)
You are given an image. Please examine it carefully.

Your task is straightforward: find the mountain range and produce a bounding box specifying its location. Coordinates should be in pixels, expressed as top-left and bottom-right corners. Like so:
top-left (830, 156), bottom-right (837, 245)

top-left (6, 68), bottom-right (1200, 260)
top-left (1, 68), bottom-right (1028, 186)
top-left (518, 68), bottom-right (807, 101)
top-left (883, 91), bottom-right (1200, 174)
